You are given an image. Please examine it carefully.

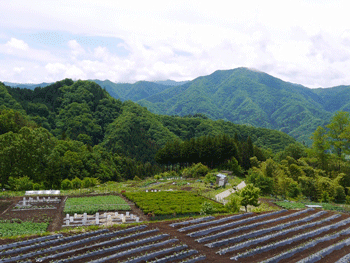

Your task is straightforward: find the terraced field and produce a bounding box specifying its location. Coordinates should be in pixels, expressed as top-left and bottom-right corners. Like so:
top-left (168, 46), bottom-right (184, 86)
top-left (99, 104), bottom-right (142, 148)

top-left (2, 208), bottom-right (350, 262)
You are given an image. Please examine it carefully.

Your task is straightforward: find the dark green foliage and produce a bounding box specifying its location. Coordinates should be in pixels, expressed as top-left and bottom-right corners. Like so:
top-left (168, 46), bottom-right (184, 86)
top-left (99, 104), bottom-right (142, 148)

top-left (0, 78), bottom-right (298, 188)
top-left (156, 134), bottom-right (240, 169)
top-left (246, 169), bottom-right (274, 195)
top-left (133, 68), bottom-right (334, 144)
top-left (334, 185), bottom-right (346, 203)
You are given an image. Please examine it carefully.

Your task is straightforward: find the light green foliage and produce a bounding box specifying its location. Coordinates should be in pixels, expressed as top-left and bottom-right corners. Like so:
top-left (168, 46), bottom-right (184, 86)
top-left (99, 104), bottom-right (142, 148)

top-left (222, 157), bottom-right (243, 175)
top-left (204, 173), bottom-right (216, 184)
top-left (64, 195), bottom-right (130, 214)
top-left (61, 179), bottom-right (72, 190)
top-left (346, 195), bottom-right (350, 205)
top-left (225, 194), bottom-right (242, 213)
top-left (320, 191), bottom-right (331, 203)
top-left (123, 191), bottom-right (226, 216)
top-left (289, 164), bottom-right (305, 181)
top-left (311, 126), bottom-right (330, 170)
top-left (239, 184), bottom-right (260, 212)
top-left (7, 176), bottom-right (34, 191)
top-left (327, 111), bottom-right (350, 156)
top-left (0, 219), bottom-right (49, 237)
top-left (71, 177), bottom-right (82, 189)
top-left (246, 168), bottom-right (274, 195)
top-left (133, 176), bottom-right (141, 181)
top-left (200, 201), bottom-right (215, 215)
top-left (182, 163), bottom-right (210, 178)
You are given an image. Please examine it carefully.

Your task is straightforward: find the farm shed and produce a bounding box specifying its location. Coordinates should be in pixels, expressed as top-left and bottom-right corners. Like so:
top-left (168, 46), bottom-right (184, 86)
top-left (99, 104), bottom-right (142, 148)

top-left (216, 173), bottom-right (228, 187)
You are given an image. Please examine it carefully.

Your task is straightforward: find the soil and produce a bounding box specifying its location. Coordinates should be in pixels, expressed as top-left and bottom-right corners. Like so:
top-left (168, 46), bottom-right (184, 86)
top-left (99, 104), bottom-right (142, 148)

top-left (1, 196), bottom-right (350, 262)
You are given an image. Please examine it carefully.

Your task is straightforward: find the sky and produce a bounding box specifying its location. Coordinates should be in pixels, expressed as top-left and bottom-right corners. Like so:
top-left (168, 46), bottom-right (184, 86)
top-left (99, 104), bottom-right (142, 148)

top-left (1, 0), bottom-right (350, 88)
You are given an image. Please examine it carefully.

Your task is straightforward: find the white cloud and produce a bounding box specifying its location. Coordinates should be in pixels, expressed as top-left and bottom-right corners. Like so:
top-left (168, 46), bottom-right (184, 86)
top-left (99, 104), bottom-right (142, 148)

top-left (68, 39), bottom-right (85, 59)
top-left (2, 1), bottom-right (350, 87)
top-left (13, 67), bottom-right (25, 73)
top-left (5, 38), bottom-right (29, 50)
top-left (45, 63), bottom-right (67, 74)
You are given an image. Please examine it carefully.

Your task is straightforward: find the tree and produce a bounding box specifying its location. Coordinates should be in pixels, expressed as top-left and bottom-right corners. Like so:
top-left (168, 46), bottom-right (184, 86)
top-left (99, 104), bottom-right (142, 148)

top-left (311, 126), bottom-right (330, 171)
top-left (239, 184), bottom-right (260, 212)
top-left (326, 111), bottom-right (349, 157)
top-left (225, 194), bottom-right (242, 213)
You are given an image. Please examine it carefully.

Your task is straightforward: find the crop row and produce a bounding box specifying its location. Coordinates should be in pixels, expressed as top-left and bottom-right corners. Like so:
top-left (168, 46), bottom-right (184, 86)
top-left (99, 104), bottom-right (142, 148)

top-left (229, 216), bottom-right (350, 261)
top-left (0, 224), bottom-right (206, 263)
top-left (188, 209), bottom-right (286, 238)
top-left (169, 216), bottom-right (215, 228)
top-left (64, 195), bottom-right (131, 214)
top-left (178, 213), bottom-right (253, 232)
top-left (205, 210), bottom-right (326, 247)
top-left (218, 212), bottom-right (340, 256)
top-left (261, 228), bottom-right (350, 263)
top-left (51, 234), bottom-right (171, 263)
top-left (297, 235), bottom-right (350, 263)
top-left (36, 228), bottom-right (158, 262)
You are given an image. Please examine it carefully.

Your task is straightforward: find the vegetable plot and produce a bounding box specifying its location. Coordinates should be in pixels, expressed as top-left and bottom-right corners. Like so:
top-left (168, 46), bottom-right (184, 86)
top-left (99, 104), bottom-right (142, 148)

top-left (123, 191), bottom-right (226, 216)
top-left (64, 195), bottom-right (131, 214)
top-left (0, 219), bottom-right (49, 237)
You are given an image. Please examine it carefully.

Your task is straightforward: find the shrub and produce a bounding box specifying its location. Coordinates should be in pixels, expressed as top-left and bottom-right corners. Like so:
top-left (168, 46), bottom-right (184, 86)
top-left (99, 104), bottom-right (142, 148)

top-left (82, 177), bottom-right (92, 188)
top-left (346, 195), bottom-right (350, 205)
top-left (134, 176), bottom-right (142, 181)
top-left (61, 179), bottom-right (72, 190)
top-left (334, 185), bottom-right (346, 203)
top-left (7, 176), bottom-right (34, 191)
top-left (246, 168), bottom-right (274, 195)
top-left (200, 201), bottom-right (215, 215)
top-left (204, 173), bottom-right (216, 185)
top-left (182, 163), bottom-right (209, 178)
top-left (71, 177), bottom-right (82, 189)
top-left (225, 194), bottom-right (242, 213)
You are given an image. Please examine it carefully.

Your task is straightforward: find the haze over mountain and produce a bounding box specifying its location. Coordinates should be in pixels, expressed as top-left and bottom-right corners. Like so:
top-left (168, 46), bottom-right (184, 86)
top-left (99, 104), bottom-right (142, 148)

top-left (5, 67), bottom-right (350, 144)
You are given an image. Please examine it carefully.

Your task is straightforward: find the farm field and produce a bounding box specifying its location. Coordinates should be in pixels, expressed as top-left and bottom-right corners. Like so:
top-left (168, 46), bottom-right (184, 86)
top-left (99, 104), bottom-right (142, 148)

top-left (1, 207), bottom-right (350, 262)
top-left (64, 195), bottom-right (131, 214)
top-left (123, 190), bottom-right (227, 217)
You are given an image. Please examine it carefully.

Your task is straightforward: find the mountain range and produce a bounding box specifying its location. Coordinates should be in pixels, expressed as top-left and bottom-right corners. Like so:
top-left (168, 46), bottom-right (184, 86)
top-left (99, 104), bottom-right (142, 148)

top-left (5, 67), bottom-right (350, 144)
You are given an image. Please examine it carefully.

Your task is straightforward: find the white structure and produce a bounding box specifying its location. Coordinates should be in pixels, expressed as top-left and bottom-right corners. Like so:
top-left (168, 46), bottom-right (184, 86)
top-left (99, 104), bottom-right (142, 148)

top-left (215, 181), bottom-right (247, 203)
top-left (216, 173), bottom-right (228, 187)
top-left (25, 190), bottom-right (60, 195)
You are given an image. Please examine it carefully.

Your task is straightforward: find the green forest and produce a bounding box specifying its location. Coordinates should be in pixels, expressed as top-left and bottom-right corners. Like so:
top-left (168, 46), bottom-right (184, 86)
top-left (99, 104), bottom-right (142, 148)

top-left (0, 79), bottom-right (294, 191)
top-left (2, 78), bottom-right (350, 204)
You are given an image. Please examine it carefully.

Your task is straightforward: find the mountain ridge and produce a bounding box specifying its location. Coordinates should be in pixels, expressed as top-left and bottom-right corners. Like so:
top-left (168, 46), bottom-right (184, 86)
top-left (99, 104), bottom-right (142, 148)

top-left (3, 68), bottom-right (350, 144)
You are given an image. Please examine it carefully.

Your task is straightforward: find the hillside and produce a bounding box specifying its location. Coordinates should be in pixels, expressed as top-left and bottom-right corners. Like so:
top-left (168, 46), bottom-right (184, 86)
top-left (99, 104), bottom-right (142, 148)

top-left (1, 79), bottom-right (295, 157)
top-left (136, 68), bottom-right (339, 144)
top-left (5, 69), bottom-right (350, 144)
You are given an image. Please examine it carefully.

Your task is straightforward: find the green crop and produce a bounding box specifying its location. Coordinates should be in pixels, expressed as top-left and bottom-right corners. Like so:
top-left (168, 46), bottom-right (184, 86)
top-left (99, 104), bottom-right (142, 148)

top-left (123, 191), bottom-right (226, 216)
top-left (64, 195), bottom-right (131, 214)
top-left (0, 219), bottom-right (49, 237)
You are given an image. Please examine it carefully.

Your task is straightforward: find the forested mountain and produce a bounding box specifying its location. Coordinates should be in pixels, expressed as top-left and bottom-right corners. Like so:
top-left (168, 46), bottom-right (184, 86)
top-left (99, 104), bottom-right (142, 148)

top-left (135, 68), bottom-right (344, 144)
top-left (8, 69), bottom-right (350, 146)
top-left (0, 79), bottom-right (296, 189)
top-left (91, 80), bottom-right (172, 101)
